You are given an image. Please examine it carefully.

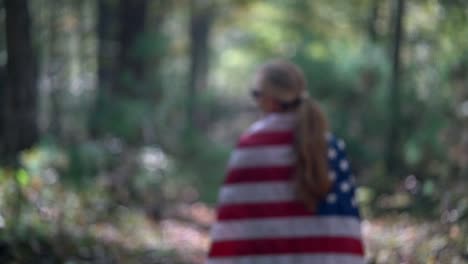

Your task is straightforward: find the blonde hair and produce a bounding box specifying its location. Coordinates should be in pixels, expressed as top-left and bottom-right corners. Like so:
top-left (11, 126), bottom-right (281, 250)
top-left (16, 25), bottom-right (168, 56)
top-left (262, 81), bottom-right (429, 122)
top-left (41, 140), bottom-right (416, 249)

top-left (258, 60), bottom-right (331, 210)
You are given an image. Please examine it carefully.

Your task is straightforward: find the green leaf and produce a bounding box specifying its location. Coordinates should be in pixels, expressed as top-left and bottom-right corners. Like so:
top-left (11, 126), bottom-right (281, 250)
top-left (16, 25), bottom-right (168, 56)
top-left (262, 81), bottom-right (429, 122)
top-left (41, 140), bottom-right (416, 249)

top-left (0, 168), bottom-right (4, 183)
top-left (422, 180), bottom-right (435, 196)
top-left (16, 169), bottom-right (30, 186)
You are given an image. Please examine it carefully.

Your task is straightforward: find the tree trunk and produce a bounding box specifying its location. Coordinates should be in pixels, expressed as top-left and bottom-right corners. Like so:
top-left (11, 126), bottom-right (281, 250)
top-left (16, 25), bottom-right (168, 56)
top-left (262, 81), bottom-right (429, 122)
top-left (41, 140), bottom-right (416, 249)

top-left (116, 0), bottom-right (148, 96)
top-left (188, 0), bottom-right (214, 130)
top-left (386, 0), bottom-right (405, 176)
top-left (89, 0), bottom-right (118, 137)
top-left (0, 66), bottom-right (5, 146)
top-left (90, 0), bottom-right (149, 137)
top-left (47, 0), bottom-right (65, 139)
top-left (367, 0), bottom-right (379, 42)
top-left (97, 0), bottom-right (118, 95)
top-left (2, 0), bottom-right (38, 165)
top-left (0, 3), bottom-right (5, 147)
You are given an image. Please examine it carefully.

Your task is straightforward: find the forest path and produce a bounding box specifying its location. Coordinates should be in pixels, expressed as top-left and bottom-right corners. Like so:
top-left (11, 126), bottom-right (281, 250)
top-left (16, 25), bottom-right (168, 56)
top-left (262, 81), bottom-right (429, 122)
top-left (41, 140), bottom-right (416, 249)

top-left (91, 202), bottom-right (466, 264)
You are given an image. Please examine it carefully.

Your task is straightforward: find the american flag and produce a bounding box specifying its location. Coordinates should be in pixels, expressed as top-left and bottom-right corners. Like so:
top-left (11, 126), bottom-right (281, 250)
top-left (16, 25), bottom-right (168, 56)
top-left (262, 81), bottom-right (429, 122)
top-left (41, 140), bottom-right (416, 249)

top-left (206, 112), bottom-right (365, 264)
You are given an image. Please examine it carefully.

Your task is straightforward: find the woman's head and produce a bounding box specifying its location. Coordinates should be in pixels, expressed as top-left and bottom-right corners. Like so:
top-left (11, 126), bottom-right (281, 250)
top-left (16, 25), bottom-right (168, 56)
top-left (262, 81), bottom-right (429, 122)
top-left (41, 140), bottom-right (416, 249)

top-left (252, 59), bottom-right (332, 210)
top-left (251, 60), bottom-right (307, 113)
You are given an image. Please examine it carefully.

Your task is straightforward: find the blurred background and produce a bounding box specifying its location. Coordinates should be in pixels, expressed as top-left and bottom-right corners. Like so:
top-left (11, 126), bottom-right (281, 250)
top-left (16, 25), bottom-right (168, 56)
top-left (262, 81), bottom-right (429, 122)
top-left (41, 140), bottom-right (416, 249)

top-left (0, 0), bottom-right (467, 263)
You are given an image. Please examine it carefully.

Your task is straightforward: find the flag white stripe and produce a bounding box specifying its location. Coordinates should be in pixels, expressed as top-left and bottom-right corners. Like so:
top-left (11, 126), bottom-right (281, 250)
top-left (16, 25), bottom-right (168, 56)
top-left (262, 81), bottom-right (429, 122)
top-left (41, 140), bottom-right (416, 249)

top-left (218, 182), bottom-right (294, 205)
top-left (247, 113), bottom-right (297, 134)
top-left (206, 253), bottom-right (365, 264)
top-left (228, 146), bottom-right (295, 169)
top-left (211, 216), bottom-right (362, 241)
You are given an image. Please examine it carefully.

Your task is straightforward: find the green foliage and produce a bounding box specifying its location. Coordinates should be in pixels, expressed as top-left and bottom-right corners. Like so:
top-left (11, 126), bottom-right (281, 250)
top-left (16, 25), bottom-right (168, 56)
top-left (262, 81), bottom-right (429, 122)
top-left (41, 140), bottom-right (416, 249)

top-left (15, 169), bottom-right (30, 187)
top-left (96, 97), bottom-right (154, 143)
top-left (173, 131), bottom-right (230, 204)
top-left (64, 142), bottom-right (109, 186)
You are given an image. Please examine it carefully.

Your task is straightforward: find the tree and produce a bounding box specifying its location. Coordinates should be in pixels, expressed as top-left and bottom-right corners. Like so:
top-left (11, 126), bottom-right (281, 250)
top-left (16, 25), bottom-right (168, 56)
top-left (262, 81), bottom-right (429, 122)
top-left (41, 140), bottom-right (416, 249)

top-left (89, 0), bottom-right (119, 137)
top-left (188, 0), bottom-right (215, 130)
top-left (116, 0), bottom-right (148, 96)
top-left (386, 0), bottom-right (405, 176)
top-left (367, 0), bottom-right (380, 42)
top-left (47, 0), bottom-right (65, 139)
top-left (97, 0), bottom-right (118, 96)
top-left (91, 0), bottom-right (165, 141)
top-left (1, 0), bottom-right (38, 165)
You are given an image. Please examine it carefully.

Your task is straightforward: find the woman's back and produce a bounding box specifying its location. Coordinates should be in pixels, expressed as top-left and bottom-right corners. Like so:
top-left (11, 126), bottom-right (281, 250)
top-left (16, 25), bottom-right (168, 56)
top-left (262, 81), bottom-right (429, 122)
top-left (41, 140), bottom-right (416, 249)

top-left (206, 113), bottom-right (365, 264)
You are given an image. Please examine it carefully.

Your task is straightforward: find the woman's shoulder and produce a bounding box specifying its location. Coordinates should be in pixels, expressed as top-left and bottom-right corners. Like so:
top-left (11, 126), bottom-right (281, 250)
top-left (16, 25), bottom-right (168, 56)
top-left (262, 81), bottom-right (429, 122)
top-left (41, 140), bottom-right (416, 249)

top-left (237, 115), bottom-right (296, 148)
top-left (244, 112), bottom-right (297, 135)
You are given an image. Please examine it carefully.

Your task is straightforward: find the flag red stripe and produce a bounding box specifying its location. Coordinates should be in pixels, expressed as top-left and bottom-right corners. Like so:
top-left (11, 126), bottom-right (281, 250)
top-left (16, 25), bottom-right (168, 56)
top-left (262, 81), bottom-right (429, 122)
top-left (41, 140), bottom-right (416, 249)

top-left (237, 131), bottom-right (294, 148)
top-left (208, 237), bottom-right (364, 257)
top-left (225, 166), bottom-right (294, 184)
top-left (217, 201), bottom-right (312, 220)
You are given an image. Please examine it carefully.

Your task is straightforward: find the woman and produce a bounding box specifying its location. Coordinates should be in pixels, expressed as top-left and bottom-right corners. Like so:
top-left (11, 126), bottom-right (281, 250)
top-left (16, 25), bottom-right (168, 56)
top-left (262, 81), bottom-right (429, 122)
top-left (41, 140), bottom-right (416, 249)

top-left (206, 60), bottom-right (365, 263)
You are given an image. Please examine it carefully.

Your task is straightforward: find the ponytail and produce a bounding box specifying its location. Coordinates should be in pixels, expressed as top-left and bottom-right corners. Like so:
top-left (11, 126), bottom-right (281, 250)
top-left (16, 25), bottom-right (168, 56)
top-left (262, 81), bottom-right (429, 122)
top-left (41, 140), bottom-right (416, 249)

top-left (295, 96), bottom-right (331, 211)
top-left (256, 59), bottom-right (331, 210)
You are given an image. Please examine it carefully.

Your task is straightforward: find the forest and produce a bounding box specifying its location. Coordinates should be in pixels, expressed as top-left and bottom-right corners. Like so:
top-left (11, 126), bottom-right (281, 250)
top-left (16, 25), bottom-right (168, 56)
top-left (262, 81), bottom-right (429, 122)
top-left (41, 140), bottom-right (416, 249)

top-left (0, 0), bottom-right (467, 263)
